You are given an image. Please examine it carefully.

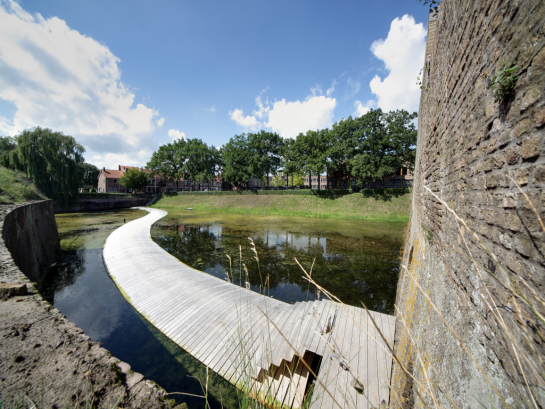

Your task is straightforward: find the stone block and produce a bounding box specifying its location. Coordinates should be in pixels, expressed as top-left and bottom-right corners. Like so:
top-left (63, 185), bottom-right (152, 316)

top-left (513, 118), bottom-right (531, 138)
top-left (514, 167), bottom-right (529, 186)
top-left (505, 147), bottom-right (520, 165)
top-left (503, 193), bottom-right (516, 208)
top-left (506, 255), bottom-right (522, 274)
top-left (498, 233), bottom-right (513, 249)
top-left (514, 236), bottom-right (532, 257)
top-left (507, 211), bottom-right (523, 232)
top-left (535, 107), bottom-right (545, 128)
top-left (0, 283), bottom-right (27, 297)
top-left (487, 174), bottom-right (498, 188)
top-left (521, 87), bottom-right (541, 111)
top-left (493, 153), bottom-right (504, 168)
top-left (532, 166), bottom-right (545, 186)
top-left (521, 136), bottom-right (540, 159)
top-left (486, 103), bottom-right (496, 120)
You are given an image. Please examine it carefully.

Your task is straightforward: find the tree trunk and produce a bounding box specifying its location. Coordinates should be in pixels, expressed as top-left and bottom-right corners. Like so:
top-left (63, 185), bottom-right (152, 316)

top-left (286, 173), bottom-right (288, 189)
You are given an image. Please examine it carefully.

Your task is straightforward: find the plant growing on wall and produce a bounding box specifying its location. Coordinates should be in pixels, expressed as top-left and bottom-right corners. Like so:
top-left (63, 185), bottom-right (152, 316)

top-left (490, 60), bottom-right (519, 104)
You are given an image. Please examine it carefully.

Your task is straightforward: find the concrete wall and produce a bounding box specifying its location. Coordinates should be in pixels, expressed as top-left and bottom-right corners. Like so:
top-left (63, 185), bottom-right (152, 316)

top-left (2, 200), bottom-right (60, 284)
top-left (54, 196), bottom-right (152, 213)
top-left (392, 1), bottom-right (545, 408)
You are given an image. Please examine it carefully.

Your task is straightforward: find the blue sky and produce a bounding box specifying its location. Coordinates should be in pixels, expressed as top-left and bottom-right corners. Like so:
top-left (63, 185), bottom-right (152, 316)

top-left (0, 0), bottom-right (429, 169)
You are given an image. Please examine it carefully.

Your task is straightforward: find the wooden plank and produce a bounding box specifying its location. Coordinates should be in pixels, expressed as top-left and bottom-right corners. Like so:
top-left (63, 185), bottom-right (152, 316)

top-left (103, 208), bottom-right (397, 409)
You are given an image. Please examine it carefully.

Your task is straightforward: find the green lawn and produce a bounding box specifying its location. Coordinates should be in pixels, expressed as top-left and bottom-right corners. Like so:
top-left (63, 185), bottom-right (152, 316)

top-left (0, 166), bottom-right (46, 203)
top-left (152, 190), bottom-right (412, 221)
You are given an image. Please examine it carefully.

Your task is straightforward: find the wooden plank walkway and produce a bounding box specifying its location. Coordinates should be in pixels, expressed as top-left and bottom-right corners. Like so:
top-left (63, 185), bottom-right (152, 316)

top-left (103, 208), bottom-right (395, 409)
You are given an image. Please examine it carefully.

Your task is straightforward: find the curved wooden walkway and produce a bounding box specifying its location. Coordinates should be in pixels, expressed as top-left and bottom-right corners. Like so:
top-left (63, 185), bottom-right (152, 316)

top-left (103, 208), bottom-right (395, 409)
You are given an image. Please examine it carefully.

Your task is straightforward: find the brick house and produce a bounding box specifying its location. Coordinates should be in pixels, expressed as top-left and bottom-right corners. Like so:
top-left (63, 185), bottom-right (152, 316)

top-left (97, 165), bottom-right (231, 193)
top-left (97, 165), bottom-right (161, 193)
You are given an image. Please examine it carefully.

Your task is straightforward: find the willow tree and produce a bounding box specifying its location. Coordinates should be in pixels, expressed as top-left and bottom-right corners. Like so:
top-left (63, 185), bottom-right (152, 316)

top-left (17, 127), bottom-right (85, 209)
top-left (0, 136), bottom-right (21, 170)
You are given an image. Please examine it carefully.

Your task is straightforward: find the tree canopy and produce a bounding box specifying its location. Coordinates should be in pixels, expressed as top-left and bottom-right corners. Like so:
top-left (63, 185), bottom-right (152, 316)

top-left (147, 138), bottom-right (188, 189)
top-left (145, 108), bottom-right (417, 191)
top-left (346, 109), bottom-right (417, 183)
top-left (81, 163), bottom-right (100, 191)
top-left (120, 168), bottom-right (149, 191)
top-left (16, 127), bottom-right (85, 208)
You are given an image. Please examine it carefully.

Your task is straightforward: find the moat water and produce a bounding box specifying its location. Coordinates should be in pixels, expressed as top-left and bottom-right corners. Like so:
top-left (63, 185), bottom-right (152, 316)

top-left (43, 209), bottom-right (405, 409)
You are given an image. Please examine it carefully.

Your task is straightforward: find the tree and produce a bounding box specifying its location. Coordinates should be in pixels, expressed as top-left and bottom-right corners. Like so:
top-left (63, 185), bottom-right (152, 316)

top-left (270, 175), bottom-right (286, 188)
top-left (81, 163), bottom-right (100, 191)
top-left (281, 138), bottom-right (299, 189)
top-left (17, 127), bottom-right (85, 208)
top-left (0, 136), bottom-right (21, 170)
top-left (120, 168), bottom-right (149, 191)
top-left (181, 139), bottom-right (217, 191)
top-left (347, 109), bottom-right (417, 184)
top-left (247, 131), bottom-right (284, 188)
top-left (222, 134), bottom-right (252, 189)
top-left (289, 173), bottom-right (305, 187)
top-left (147, 139), bottom-right (188, 190)
top-left (290, 129), bottom-right (328, 189)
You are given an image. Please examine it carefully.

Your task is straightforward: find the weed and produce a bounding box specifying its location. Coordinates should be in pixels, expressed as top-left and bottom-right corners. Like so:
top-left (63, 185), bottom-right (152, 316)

top-left (490, 60), bottom-right (519, 104)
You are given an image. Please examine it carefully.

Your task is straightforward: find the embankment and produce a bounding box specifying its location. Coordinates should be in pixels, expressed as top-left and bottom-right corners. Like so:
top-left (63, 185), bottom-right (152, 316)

top-left (152, 189), bottom-right (412, 221)
top-left (2, 200), bottom-right (59, 284)
top-left (0, 201), bottom-right (184, 408)
top-left (393, 1), bottom-right (545, 408)
top-left (54, 196), bottom-right (153, 213)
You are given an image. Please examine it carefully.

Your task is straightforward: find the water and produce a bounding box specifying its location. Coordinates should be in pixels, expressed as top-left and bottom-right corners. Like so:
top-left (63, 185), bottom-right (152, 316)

top-left (151, 210), bottom-right (405, 313)
top-left (43, 209), bottom-right (405, 409)
top-left (43, 209), bottom-right (241, 409)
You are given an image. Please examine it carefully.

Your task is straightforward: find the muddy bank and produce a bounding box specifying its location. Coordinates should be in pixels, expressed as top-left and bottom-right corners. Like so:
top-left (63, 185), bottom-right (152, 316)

top-left (0, 202), bottom-right (184, 408)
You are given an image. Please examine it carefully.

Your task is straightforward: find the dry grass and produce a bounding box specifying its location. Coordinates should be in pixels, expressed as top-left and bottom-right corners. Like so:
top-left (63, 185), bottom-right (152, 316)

top-left (219, 180), bottom-right (543, 409)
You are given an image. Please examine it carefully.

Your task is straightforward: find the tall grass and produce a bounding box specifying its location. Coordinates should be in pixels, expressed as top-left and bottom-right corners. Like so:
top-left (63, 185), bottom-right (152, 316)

top-left (204, 179), bottom-right (542, 409)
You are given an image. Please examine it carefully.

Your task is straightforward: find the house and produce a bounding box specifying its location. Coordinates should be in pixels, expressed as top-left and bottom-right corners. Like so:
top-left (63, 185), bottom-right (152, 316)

top-left (97, 165), bottom-right (232, 193)
top-left (97, 165), bottom-right (161, 193)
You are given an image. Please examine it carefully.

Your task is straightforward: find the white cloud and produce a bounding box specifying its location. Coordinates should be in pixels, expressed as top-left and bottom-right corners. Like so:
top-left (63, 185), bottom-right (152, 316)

top-left (326, 80), bottom-right (338, 97)
top-left (0, 0), bottom-right (160, 169)
top-left (369, 15), bottom-right (426, 112)
top-left (156, 117), bottom-right (165, 127)
top-left (205, 105), bottom-right (216, 112)
top-left (168, 129), bottom-right (186, 141)
top-left (345, 77), bottom-right (361, 99)
top-left (228, 108), bottom-right (262, 131)
top-left (265, 95), bottom-right (337, 138)
top-left (229, 87), bottom-right (337, 138)
top-left (92, 150), bottom-right (152, 170)
top-left (354, 100), bottom-right (375, 117)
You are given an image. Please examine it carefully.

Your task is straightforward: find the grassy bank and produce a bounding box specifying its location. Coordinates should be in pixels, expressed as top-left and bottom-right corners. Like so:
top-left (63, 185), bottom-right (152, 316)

top-left (0, 166), bottom-right (46, 204)
top-left (152, 189), bottom-right (412, 221)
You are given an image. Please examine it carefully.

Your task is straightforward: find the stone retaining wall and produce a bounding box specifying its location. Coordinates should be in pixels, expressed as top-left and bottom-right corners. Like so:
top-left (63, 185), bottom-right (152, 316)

top-left (54, 197), bottom-right (153, 213)
top-left (392, 0), bottom-right (545, 407)
top-left (2, 200), bottom-right (60, 284)
top-left (0, 201), bottom-right (184, 408)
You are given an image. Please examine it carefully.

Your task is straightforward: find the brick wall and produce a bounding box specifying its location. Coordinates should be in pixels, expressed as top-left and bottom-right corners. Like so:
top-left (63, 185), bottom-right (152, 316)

top-left (392, 0), bottom-right (545, 407)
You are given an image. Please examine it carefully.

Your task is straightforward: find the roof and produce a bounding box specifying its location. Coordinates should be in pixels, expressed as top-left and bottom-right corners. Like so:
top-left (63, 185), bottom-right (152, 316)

top-left (100, 169), bottom-right (124, 179)
top-left (119, 165), bottom-right (152, 173)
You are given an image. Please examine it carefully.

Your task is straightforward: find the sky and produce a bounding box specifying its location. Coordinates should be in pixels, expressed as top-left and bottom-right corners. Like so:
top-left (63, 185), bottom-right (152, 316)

top-left (0, 0), bottom-right (429, 169)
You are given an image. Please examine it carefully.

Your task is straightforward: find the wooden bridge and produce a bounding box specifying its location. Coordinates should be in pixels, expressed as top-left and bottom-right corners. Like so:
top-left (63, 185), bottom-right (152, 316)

top-left (103, 208), bottom-right (395, 409)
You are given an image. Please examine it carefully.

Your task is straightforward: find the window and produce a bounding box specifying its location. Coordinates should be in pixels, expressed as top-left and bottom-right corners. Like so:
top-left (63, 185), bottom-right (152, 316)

top-left (113, 179), bottom-right (117, 183)
top-left (108, 188), bottom-right (118, 193)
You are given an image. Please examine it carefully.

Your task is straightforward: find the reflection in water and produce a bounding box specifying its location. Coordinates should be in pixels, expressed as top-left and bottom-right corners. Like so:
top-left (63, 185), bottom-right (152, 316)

top-left (44, 209), bottom-right (404, 409)
top-left (44, 209), bottom-right (240, 409)
top-left (152, 212), bottom-right (404, 314)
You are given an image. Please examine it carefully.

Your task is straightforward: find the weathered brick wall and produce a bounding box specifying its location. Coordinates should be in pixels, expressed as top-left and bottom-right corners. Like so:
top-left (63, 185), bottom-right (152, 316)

top-left (392, 0), bottom-right (545, 407)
